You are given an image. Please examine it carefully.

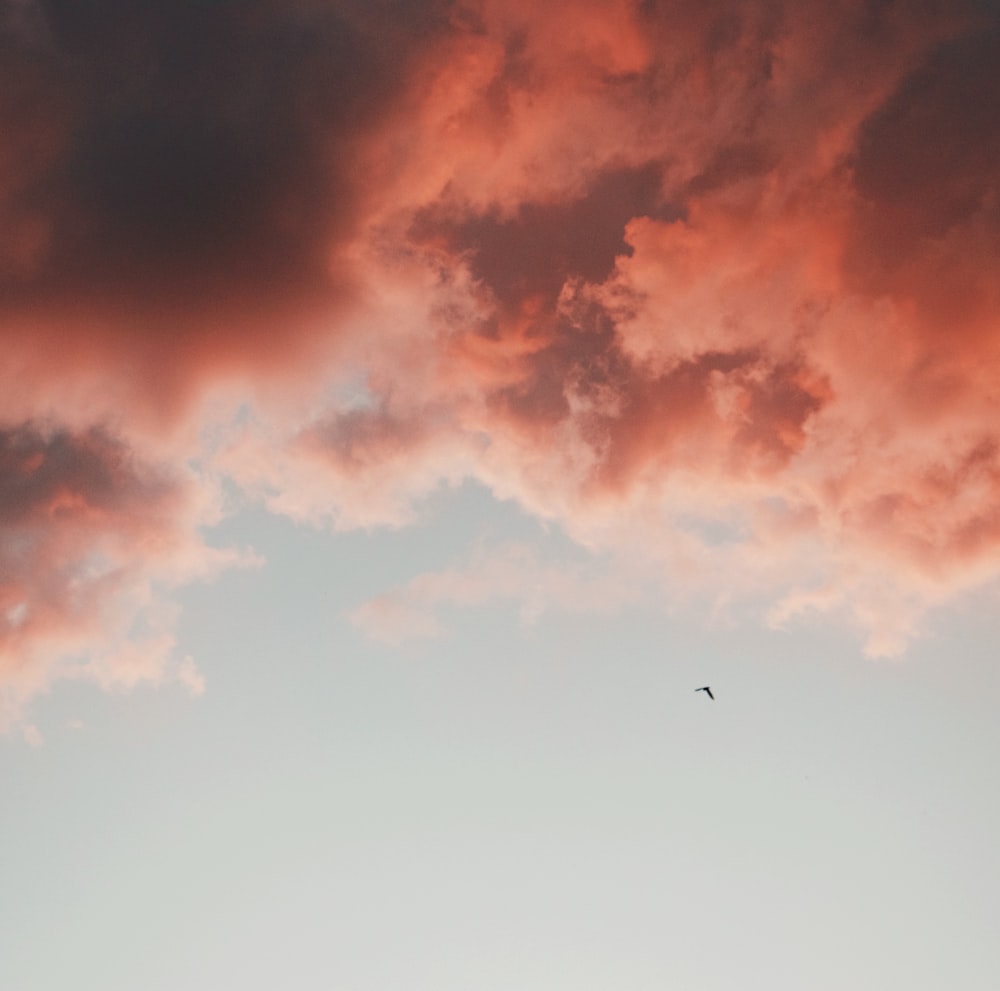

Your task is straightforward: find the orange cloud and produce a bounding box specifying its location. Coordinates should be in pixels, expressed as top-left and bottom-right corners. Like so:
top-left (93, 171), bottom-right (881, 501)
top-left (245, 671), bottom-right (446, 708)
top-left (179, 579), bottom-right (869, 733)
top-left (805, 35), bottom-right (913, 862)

top-left (336, 0), bottom-right (1000, 652)
top-left (2, 0), bottom-right (1000, 725)
top-left (0, 424), bottom-right (254, 734)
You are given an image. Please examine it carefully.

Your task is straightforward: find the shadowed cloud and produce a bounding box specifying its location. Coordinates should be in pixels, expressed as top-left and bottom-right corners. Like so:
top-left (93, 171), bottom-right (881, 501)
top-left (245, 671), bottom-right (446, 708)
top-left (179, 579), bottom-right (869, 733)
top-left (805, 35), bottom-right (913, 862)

top-left (411, 163), bottom-right (677, 306)
top-left (0, 0), bottom-right (452, 424)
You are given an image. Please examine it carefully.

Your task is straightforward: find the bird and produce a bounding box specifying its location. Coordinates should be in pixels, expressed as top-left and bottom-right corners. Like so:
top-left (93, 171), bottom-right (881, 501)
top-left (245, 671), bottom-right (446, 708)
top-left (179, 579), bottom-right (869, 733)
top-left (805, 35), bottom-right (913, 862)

top-left (695, 686), bottom-right (714, 700)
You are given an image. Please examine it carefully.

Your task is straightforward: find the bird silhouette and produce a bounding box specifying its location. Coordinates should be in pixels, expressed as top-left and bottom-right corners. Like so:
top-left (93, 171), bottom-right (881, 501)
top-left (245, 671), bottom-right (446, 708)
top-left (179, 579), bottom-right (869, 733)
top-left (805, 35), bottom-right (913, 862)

top-left (695, 686), bottom-right (714, 700)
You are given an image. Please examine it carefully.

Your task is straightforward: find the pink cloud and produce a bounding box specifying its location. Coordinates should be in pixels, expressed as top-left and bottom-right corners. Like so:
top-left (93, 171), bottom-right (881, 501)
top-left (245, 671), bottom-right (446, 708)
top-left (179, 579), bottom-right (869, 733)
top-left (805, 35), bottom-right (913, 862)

top-left (0, 424), bottom-right (253, 732)
top-left (329, 1), bottom-right (1000, 652)
top-left (2, 0), bottom-right (1000, 721)
top-left (350, 542), bottom-right (640, 645)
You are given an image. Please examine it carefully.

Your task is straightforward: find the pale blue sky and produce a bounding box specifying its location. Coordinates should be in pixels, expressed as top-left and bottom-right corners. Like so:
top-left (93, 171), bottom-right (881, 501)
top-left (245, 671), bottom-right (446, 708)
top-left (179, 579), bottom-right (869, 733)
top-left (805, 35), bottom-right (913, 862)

top-left (3, 485), bottom-right (999, 991)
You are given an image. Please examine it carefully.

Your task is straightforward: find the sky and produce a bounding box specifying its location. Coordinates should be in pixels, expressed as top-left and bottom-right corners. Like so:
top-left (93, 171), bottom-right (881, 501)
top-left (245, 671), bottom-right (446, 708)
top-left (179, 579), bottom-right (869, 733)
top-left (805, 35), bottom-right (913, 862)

top-left (2, 0), bottom-right (1000, 988)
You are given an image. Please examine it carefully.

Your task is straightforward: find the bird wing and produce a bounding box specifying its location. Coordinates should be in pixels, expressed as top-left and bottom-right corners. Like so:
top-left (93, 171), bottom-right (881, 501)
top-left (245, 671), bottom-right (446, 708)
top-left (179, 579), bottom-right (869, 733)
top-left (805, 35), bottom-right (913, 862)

top-left (705, 687), bottom-right (714, 699)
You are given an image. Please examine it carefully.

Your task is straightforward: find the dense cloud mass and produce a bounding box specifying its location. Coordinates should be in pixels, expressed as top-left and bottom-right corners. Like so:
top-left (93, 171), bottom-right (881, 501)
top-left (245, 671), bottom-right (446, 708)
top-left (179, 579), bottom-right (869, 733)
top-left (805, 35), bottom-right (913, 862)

top-left (2, 0), bottom-right (999, 724)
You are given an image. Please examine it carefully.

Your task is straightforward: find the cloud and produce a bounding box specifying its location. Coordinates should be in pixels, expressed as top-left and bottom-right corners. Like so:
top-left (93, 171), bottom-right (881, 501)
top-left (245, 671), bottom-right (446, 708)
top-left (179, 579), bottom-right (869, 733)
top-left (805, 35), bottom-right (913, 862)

top-left (350, 541), bottom-right (640, 645)
top-left (328, 0), bottom-right (1000, 653)
top-left (0, 0), bottom-right (456, 431)
top-left (0, 423), bottom-right (250, 733)
top-left (2, 0), bottom-right (1000, 722)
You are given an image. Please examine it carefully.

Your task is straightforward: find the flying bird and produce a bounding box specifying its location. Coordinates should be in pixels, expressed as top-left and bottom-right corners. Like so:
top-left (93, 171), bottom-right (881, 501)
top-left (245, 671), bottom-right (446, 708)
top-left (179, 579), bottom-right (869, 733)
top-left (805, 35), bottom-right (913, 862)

top-left (695, 686), bottom-right (714, 700)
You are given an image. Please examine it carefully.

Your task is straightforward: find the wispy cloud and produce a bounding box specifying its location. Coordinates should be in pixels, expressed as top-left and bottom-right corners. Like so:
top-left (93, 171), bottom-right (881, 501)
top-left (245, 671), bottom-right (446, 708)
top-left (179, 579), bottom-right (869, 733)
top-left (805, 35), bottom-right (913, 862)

top-left (350, 541), bottom-right (640, 645)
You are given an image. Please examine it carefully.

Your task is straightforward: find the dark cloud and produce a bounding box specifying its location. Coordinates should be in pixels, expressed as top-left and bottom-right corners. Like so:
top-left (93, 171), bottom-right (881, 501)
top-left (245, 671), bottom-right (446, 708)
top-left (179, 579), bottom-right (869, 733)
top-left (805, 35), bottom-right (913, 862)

top-left (51, 0), bottom-right (376, 267)
top-left (685, 142), bottom-right (774, 198)
top-left (844, 19), bottom-right (1000, 349)
top-left (0, 424), bottom-right (181, 668)
top-left (0, 0), bottom-right (453, 410)
top-left (0, 422), bottom-right (174, 524)
top-left (851, 22), bottom-right (1000, 253)
top-left (305, 406), bottom-right (433, 472)
top-left (411, 164), bottom-right (676, 307)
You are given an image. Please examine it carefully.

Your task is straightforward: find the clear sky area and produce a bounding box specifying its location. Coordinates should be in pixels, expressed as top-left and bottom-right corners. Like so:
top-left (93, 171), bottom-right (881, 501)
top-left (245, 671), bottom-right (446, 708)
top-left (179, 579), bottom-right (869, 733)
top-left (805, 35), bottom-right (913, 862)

top-left (2, 2), bottom-right (1000, 989)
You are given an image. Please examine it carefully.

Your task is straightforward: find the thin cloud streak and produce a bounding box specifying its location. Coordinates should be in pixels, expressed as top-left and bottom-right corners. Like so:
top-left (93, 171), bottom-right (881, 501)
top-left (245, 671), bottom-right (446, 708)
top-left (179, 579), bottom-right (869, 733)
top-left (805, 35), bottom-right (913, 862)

top-left (350, 541), bottom-right (641, 645)
top-left (2, 0), bottom-right (1000, 718)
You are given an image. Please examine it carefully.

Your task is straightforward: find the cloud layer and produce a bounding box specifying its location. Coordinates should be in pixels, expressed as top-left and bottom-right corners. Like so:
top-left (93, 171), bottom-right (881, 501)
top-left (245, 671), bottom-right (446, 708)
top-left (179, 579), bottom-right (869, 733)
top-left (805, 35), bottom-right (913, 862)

top-left (3, 0), bottom-right (1000, 720)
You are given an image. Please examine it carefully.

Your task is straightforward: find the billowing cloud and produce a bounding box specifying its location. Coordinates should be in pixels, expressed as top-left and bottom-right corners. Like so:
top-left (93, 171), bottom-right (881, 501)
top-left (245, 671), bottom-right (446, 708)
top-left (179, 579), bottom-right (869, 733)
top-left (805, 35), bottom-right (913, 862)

top-left (332, 0), bottom-right (1000, 654)
top-left (3, 0), bottom-right (1000, 725)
